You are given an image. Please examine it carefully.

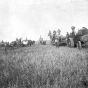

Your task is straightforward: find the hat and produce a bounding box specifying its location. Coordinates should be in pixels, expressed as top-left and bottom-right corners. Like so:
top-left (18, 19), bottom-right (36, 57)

top-left (58, 29), bottom-right (61, 32)
top-left (71, 26), bottom-right (75, 29)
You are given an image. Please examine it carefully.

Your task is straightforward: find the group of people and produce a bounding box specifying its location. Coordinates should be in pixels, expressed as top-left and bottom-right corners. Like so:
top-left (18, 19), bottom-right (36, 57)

top-left (48, 29), bottom-right (62, 43)
top-left (48, 26), bottom-right (76, 44)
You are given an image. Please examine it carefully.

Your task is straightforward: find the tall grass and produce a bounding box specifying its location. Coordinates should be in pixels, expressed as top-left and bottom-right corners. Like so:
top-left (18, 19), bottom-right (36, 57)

top-left (0, 45), bottom-right (88, 88)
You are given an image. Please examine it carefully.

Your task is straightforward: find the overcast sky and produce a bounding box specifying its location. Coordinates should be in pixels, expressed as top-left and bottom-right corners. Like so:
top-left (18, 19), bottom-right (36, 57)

top-left (0, 0), bottom-right (88, 42)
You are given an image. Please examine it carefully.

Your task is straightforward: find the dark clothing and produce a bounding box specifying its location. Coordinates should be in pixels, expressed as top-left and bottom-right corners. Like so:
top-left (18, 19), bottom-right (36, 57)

top-left (66, 33), bottom-right (69, 39)
top-left (66, 33), bottom-right (70, 45)
top-left (74, 34), bottom-right (82, 45)
top-left (52, 35), bottom-right (56, 42)
top-left (70, 32), bottom-right (75, 38)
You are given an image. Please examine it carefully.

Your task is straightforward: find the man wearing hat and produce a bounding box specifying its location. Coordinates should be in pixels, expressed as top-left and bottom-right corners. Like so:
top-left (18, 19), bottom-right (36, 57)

top-left (57, 29), bottom-right (61, 35)
top-left (52, 30), bottom-right (56, 42)
top-left (66, 32), bottom-right (70, 46)
top-left (56, 29), bottom-right (61, 41)
top-left (55, 29), bottom-right (61, 47)
top-left (70, 26), bottom-right (76, 38)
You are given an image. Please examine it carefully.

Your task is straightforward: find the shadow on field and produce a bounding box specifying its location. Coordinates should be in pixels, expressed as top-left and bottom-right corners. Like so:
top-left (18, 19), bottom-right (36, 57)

top-left (0, 45), bottom-right (88, 88)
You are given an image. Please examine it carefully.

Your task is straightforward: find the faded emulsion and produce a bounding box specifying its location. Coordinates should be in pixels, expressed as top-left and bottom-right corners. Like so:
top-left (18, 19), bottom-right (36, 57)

top-left (0, 0), bottom-right (88, 88)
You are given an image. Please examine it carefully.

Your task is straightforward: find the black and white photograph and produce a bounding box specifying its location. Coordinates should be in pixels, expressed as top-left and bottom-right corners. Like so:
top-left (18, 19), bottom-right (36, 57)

top-left (0, 0), bottom-right (88, 88)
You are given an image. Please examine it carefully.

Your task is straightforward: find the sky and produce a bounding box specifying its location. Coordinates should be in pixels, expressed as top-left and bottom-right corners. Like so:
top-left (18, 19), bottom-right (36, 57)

top-left (0, 0), bottom-right (88, 42)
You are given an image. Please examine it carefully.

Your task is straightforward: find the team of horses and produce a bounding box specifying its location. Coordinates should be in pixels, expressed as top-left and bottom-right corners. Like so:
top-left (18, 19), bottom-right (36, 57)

top-left (0, 38), bottom-right (35, 51)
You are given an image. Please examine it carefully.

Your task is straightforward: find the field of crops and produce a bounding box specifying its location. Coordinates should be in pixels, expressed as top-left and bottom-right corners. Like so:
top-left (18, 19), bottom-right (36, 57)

top-left (0, 45), bottom-right (88, 88)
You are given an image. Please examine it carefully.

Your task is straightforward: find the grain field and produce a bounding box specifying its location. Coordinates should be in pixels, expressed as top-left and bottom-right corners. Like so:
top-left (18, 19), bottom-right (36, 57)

top-left (0, 45), bottom-right (88, 88)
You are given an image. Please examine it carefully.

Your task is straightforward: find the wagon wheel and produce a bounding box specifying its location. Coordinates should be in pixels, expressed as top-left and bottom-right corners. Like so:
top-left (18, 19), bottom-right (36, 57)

top-left (77, 41), bottom-right (82, 50)
top-left (68, 38), bottom-right (74, 47)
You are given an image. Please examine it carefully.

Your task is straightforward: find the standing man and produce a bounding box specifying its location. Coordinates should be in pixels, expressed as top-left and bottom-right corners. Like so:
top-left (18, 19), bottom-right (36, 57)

top-left (57, 29), bottom-right (61, 35)
top-left (57, 29), bottom-right (61, 42)
top-left (48, 30), bottom-right (52, 44)
top-left (52, 30), bottom-right (56, 43)
top-left (55, 29), bottom-right (61, 47)
top-left (48, 30), bottom-right (52, 39)
top-left (70, 26), bottom-right (76, 38)
top-left (39, 35), bottom-right (43, 44)
top-left (66, 32), bottom-right (70, 46)
top-left (66, 32), bottom-right (69, 39)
